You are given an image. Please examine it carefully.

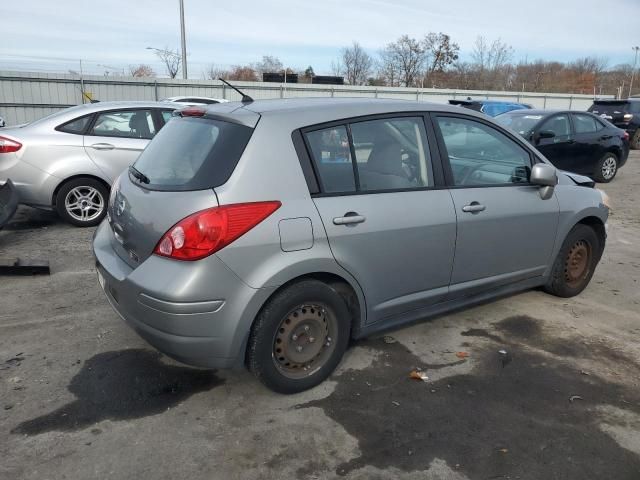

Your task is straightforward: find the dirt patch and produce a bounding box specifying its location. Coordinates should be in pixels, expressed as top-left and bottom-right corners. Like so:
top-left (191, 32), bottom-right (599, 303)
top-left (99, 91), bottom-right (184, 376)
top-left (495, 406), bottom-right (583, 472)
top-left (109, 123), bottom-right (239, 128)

top-left (299, 318), bottom-right (640, 479)
top-left (11, 349), bottom-right (223, 435)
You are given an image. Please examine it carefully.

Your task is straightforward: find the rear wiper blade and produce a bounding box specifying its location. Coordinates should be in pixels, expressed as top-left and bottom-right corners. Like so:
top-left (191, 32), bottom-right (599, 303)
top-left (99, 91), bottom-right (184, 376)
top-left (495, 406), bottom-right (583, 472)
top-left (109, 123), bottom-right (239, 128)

top-left (129, 165), bottom-right (150, 184)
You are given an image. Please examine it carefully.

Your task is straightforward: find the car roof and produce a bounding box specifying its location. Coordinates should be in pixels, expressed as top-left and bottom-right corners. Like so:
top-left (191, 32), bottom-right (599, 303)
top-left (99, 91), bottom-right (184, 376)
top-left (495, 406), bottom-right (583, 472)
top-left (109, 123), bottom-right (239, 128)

top-left (593, 98), bottom-right (640, 103)
top-left (27, 101), bottom-right (177, 128)
top-left (227, 97), bottom-right (473, 117)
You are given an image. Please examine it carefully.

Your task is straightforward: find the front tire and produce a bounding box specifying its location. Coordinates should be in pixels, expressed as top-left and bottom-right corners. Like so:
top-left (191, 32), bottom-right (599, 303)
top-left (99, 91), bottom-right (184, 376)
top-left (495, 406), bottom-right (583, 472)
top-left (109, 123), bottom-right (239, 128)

top-left (593, 152), bottom-right (618, 183)
top-left (55, 177), bottom-right (108, 227)
top-left (544, 224), bottom-right (601, 298)
top-left (247, 280), bottom-right (351, 394)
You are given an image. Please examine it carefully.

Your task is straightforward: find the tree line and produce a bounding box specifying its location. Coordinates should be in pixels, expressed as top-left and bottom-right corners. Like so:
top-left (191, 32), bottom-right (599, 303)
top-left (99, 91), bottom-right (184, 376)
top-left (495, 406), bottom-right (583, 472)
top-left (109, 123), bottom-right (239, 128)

top-left (124, 35), bottom-right (638, 97)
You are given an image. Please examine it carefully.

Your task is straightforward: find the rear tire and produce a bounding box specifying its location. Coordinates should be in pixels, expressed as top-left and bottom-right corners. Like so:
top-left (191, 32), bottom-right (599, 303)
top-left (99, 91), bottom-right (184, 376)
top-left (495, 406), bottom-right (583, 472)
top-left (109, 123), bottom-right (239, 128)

top-left (593, 152), bottom-right (618, 183)
top-left (631, 130), bottom-right (640, 150)
top-left (543, 224), bottom-right (601, 298)
top-left (55, 177), bottom-right (108, 227)
top-left (247, 280), bottom-right (351, 394)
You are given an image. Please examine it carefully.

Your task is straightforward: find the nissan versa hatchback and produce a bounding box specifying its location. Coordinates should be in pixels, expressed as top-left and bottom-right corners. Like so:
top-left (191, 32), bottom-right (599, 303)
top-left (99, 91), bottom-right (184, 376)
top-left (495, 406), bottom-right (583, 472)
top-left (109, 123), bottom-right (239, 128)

top-left (93, 98), bottom-right (609, 394)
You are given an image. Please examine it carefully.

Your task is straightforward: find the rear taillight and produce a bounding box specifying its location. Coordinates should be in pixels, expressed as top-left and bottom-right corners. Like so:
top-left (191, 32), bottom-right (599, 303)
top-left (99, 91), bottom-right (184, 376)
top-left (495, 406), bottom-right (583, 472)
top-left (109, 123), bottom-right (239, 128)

top-left (154, 201), bottom-right (281, 261)
top-left (624, 113), bottom-right (634, 122)
top-left (0, 136), bottom-right (21, 153)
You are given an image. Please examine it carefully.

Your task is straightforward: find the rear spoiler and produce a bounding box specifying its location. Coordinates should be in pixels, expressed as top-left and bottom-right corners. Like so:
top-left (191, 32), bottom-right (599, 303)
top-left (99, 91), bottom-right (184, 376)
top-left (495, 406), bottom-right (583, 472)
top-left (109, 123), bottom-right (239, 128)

top-left (448, 99), bottom-right (483, 112)
top-left (0, 179), bottom-right (19, 229)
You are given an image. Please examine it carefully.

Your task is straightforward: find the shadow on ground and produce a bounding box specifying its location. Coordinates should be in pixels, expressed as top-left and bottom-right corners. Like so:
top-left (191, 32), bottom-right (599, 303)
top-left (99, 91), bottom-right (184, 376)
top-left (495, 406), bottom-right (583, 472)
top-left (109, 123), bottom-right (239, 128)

top-left (299, 316), bottom-right (640, 479)
top-left (12, 349), bottom-right (223, 435)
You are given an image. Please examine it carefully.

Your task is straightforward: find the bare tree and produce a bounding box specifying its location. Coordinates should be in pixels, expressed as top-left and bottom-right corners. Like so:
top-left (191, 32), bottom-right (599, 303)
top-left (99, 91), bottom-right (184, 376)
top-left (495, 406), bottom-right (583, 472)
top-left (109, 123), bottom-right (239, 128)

top-left (153, 47), bottom-right (182, 79)
top-left (207, 64), bottom-right (231, 80)
top-left (337, 41), bottom-right (373, 85)
top-left (471, 36), bottom-right (514, 89)
top-left (377, 48), bottom-right (402, 87)
top-left (423, 33), bottom-right (459, 74)
top-left (381, 35), bottom-right (426, 87)
top-left (227, 65), bottom-right (259, 81)
top-left (254, 55), bottom-right (284, 74)
top-left (129, 64), bottom-right (155, 78)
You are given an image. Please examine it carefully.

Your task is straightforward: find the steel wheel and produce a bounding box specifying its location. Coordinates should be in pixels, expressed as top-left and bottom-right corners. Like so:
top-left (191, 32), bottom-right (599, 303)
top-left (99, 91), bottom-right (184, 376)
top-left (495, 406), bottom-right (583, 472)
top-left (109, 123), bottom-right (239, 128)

top-left (272, 303), bottom-right (337, 379)
top-left (64, 186), bottom-right (105, 223)
top-left (601, 156), bottom-right (617, 181)
top-left (564, 239), bottom-right (593, 289)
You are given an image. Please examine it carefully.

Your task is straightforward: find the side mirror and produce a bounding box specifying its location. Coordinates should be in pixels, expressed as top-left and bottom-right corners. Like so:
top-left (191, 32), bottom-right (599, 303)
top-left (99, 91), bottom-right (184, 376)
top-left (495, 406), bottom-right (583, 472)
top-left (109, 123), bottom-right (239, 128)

top-left (530, 163), bottom-right (558, 200)
top-left (538, 130), bottom-right (556, 139)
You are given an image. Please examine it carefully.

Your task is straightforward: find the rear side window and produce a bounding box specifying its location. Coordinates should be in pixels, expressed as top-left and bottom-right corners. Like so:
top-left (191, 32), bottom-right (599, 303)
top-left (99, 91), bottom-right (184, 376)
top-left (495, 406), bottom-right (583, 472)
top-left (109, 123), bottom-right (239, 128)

top-left (305, 126), bottom-right (356, 193)
top-left (350, 117), bottom-right (431, 191)
top-left (573, 114), bottom-right (599, 134)
top-left (304, 116), bottom-right (433, 194)
top-left (133, 117), bottom-right (253, 191)
top-left (57, 115), bottom-right (92, 134)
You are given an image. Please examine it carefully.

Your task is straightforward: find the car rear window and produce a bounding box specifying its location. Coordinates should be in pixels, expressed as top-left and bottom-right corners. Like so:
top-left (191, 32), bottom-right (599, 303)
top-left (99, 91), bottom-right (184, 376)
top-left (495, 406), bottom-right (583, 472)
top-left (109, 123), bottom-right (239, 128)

top-left (133, 117), bottom-right (253, 191)
top-left (589, 101), bottom-right (630, 115)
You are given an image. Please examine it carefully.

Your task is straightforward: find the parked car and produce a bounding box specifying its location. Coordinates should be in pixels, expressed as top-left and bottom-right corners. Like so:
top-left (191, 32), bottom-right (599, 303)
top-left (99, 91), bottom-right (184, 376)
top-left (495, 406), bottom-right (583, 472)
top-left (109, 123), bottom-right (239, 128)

top-left (94, 98), bottom-right (608, 394)
top-left (588, 98), bottom-right (640, 150)
top-left (449, 99), bottom-right (532, 117)
top-left (0, 115), bottom-right (5, 127)
top-left (0, 101), bottom-right (177, 226)
top-left (496, 109), bottom-right (629, 183)
top-left (161, 96), bottom-right (229, 106)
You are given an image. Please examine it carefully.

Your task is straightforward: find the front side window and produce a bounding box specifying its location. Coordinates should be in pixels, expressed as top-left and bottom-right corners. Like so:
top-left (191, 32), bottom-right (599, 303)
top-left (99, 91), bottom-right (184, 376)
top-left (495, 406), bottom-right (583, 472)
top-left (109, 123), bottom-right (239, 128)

top-left (539, 114), bottom-right (571, 138)
top-left (572, 113), bottom-right (598, 134)
top-left (436, 116), bottom-right (531, 186)
top-left (350, 117), bottom-right (432, 191)
top-left (89, 110), bottom-right (157, 139)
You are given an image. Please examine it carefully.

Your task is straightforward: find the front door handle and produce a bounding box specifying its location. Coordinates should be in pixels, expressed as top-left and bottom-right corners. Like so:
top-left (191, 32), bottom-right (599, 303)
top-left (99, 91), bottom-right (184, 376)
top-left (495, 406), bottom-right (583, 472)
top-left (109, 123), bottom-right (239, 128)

top-left (91, 143), bottom-right (115, 150)
top-left (333, 212), bottom-right (366, 225)
top-left (462, 202), bottom-right (486, 213)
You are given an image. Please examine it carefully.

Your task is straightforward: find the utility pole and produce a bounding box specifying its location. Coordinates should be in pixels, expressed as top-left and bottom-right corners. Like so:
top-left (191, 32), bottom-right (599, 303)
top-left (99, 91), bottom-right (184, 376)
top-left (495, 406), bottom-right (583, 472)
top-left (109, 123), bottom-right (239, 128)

top-left (629, 46), bottom-right (639, 98)
top-left (179, 0), bottom-right (188, 79)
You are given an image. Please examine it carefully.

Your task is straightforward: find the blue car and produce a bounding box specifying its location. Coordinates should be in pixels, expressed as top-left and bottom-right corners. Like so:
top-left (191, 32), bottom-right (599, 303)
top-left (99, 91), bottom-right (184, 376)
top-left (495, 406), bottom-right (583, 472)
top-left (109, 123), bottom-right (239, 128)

top-left (449, 99), bottom-right (532, 117)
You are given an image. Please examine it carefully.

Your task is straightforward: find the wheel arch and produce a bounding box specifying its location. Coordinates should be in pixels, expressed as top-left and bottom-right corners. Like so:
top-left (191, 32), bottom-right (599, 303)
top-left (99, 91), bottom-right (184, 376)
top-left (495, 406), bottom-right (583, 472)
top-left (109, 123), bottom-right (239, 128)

top-left (576, 215), bottom-right (606, 257)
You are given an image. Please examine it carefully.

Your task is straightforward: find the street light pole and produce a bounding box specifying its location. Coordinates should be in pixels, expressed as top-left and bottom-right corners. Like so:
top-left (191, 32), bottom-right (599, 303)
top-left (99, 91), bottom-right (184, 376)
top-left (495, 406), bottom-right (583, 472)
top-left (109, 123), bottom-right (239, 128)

top-left (629, 46), bottom-right (639, 98)
top-left (179, 0), bottom-right (187, 79)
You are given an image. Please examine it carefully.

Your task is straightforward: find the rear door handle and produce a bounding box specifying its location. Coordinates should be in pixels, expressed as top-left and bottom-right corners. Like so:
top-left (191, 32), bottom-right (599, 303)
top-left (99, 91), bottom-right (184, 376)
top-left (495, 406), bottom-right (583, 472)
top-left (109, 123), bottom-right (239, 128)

top-left (333, 212), bottom-right (366, 225)
top-left (91, 143), bottom-right (115, 150)
top-left (462, 202), bottom-right (486, 213)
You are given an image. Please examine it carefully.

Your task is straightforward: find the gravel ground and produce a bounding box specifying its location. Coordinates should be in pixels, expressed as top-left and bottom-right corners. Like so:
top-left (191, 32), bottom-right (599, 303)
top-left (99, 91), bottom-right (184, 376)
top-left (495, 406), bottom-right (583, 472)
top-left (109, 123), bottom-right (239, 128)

top-left (1, 152), bottom-right (639, 480)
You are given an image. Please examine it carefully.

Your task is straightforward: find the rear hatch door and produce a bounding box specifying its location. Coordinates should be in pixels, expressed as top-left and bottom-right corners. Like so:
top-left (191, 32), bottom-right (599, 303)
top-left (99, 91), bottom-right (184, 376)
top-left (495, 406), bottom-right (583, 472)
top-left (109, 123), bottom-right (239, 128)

top-left (107, 109), bottom-right (259, 269)
top-left (589, 101), bottom-right (630, 126)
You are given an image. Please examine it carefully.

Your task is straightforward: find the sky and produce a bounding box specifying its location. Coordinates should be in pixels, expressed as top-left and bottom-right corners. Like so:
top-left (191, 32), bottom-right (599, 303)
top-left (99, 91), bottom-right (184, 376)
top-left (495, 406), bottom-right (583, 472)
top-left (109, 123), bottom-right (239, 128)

top-left (1, 0), bottom-right (639, 78)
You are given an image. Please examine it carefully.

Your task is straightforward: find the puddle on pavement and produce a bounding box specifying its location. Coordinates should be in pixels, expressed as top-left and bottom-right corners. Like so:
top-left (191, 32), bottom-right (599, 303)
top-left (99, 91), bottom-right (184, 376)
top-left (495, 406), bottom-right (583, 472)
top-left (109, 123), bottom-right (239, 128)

top-left (12, 349), bottom-right (223, 435)
top-left (299, 316), bottom-right (640, 479)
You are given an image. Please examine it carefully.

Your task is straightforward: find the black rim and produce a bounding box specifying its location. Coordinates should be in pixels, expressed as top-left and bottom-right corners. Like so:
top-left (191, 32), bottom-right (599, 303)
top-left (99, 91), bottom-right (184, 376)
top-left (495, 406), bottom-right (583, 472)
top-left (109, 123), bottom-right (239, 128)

top-left (272, 303), bottom-right (338, 379)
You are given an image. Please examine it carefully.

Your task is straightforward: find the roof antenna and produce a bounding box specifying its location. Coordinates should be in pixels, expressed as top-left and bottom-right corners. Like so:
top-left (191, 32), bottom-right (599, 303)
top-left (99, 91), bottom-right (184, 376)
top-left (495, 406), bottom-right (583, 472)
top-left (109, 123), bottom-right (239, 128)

top-left (218, 78), bottom-right (254, 103)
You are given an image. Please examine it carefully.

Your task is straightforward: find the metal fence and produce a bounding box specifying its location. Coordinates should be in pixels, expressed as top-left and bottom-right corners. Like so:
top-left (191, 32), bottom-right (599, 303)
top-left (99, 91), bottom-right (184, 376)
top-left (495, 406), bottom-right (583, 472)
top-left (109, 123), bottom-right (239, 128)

top-left (0, 70), bottom-right (613, 126)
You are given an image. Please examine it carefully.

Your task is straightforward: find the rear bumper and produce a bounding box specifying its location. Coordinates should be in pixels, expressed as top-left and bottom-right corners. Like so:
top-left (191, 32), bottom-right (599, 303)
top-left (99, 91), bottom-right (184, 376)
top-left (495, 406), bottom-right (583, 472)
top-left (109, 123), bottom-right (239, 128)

top-left (0, 156), bottom-right (59, 208)
top-left (93, 221), bottom-right (276, 369)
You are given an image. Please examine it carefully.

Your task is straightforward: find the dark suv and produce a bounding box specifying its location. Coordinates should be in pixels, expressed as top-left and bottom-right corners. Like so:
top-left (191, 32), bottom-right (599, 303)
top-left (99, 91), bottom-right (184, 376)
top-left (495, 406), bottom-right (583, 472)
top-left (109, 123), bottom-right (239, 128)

top-left (588, 99), bottom-right (640, 149)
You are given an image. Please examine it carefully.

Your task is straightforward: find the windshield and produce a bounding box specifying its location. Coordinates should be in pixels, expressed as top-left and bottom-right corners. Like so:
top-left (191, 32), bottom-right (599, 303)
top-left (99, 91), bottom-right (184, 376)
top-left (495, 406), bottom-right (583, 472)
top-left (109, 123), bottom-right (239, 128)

top-left (133, 117), bottom-right (253, 191)
top-left (495, 113), bottom-right (543, 137)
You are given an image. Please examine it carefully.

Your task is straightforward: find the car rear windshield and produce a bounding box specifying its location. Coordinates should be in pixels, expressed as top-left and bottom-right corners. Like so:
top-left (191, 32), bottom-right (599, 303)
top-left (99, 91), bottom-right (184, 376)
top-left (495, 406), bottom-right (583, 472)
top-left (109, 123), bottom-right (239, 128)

top-left (589, 101), bottom-right (638, 115)
top-left (495, 113), bottom-right (543, 137)
top-left (132, 117), bottom-right (253, 191)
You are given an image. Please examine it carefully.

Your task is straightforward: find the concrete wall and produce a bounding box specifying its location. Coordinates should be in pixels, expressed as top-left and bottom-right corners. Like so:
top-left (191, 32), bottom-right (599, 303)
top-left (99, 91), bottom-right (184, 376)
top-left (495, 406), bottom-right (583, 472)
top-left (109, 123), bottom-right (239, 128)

top-left (0, 70), bottom-right (613, 126)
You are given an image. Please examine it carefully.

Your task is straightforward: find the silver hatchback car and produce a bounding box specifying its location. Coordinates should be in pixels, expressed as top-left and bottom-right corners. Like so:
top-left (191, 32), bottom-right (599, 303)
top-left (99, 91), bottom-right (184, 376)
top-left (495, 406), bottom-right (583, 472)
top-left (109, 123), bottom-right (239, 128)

top-left (93, 98), bottom-right (608, 393)
top-left (0, 101), bottom-right (176, 226)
